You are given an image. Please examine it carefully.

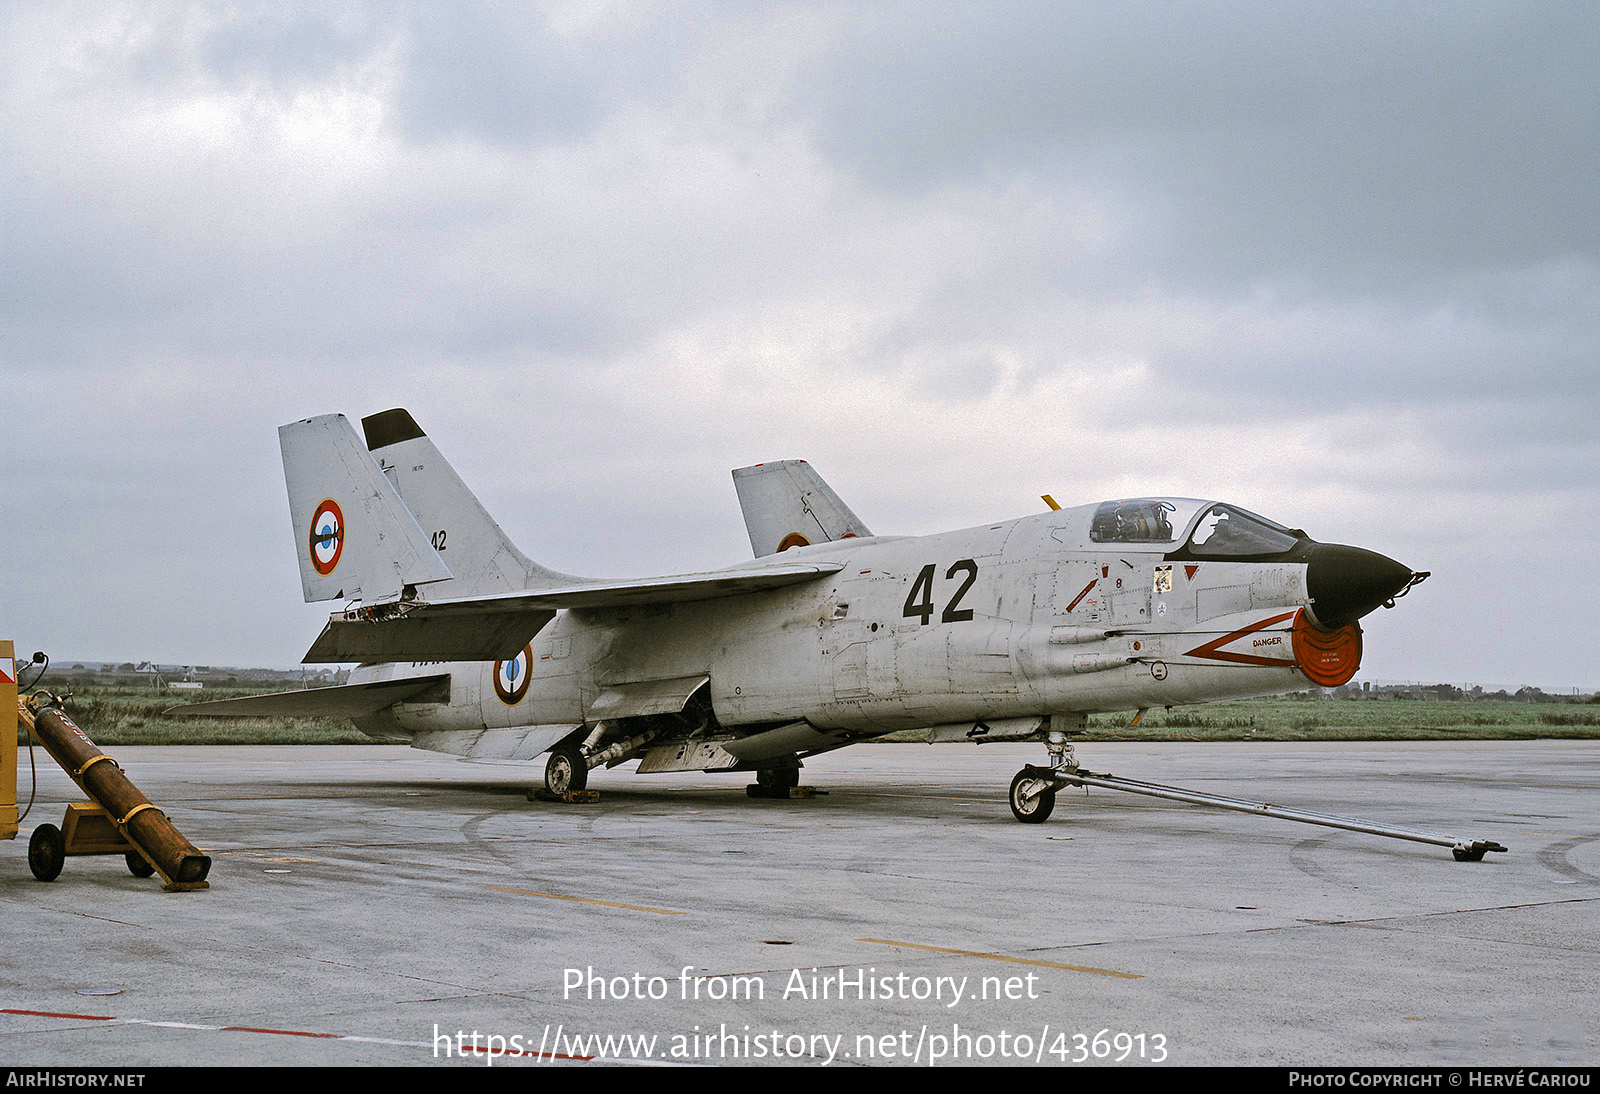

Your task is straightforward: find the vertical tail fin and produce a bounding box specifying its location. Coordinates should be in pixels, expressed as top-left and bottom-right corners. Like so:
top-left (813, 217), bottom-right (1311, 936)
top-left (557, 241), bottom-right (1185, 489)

top-left (280, 414), bottom-right (452, 604)
top-left (731, 460), bottom-right (873, 557)
top-left (361, 409), bottom-right (578, 598)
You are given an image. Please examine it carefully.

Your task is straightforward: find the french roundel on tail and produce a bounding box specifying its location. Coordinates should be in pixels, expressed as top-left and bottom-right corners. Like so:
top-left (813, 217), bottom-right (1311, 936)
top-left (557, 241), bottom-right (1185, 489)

top-left (280, 414), bottom-right (453, 604)
top-left (309, 499), bottom-right (345, 575)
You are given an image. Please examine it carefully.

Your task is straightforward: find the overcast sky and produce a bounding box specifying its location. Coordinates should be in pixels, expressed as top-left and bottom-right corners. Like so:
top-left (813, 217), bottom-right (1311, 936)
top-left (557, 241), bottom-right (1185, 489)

top-left (3, 1), bottom-right (1595, 692)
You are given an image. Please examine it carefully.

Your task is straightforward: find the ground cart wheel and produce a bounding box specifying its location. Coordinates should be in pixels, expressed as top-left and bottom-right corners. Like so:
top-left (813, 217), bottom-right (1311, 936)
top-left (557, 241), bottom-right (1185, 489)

top-left (29, 824), bottom-right (66, 882)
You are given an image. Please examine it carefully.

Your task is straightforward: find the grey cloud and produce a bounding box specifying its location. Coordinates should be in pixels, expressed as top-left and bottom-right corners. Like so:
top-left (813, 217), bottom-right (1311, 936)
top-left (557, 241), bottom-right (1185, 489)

top-left (389, 7), bottom-right (609, 146)
top-left (793, 2), bottom-right (1600, 292)
top-left (199, 8), bottom-right (379, 85)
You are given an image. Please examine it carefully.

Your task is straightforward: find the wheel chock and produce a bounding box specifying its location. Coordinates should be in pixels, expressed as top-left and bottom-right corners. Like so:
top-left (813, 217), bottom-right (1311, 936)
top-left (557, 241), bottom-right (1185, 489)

top-left (745, 785), bottom-right (824, 799)
top-left (527, 788), bottom-right (601, 804)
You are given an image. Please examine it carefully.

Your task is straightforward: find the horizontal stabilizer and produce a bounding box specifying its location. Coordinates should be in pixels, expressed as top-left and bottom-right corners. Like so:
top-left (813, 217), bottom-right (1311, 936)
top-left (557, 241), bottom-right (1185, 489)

top-left (301, 561), bottom-right (845, 663)
top-left (303, 609), bottom-right (556, 663)
top-left (168, 674), bottom-right (450, 718)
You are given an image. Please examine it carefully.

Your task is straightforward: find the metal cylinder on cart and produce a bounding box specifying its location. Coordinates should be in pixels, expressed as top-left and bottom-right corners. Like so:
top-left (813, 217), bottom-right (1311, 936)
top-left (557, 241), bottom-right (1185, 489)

top-left (26, 702), bottom-right (211, 885)
top-left (2, 641), bottom-right (16, 843)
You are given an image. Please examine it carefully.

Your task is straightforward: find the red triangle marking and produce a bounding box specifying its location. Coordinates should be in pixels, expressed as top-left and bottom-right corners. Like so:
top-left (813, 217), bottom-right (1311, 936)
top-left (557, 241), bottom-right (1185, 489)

top-left (1183, 611), bottom-right (1297, 667)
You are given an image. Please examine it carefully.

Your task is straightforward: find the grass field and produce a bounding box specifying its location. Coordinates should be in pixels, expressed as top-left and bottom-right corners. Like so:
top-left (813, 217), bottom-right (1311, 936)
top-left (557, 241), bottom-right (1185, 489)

top-left (1083, 697), bottom-right (1600, 742)
top-left (15, 681), bottom-right (1600, 748)
top-left (17, 682), bottom-right (372, 746)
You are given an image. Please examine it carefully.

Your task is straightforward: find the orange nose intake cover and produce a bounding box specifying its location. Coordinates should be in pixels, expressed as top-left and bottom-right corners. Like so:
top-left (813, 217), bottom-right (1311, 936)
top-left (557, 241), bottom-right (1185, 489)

top-left (1292, 607), bottom-right (1362, 687)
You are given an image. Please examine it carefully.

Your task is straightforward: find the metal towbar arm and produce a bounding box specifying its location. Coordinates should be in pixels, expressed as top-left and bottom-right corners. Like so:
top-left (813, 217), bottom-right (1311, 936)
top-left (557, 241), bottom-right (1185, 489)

top-left (1052, 768), bottom-right (1508, 862)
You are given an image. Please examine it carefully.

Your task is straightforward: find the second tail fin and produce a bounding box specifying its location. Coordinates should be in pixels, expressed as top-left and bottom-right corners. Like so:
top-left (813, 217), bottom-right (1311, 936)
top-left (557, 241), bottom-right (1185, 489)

top-left (361, 409), bottom-right (579, 598)
top-left (731, 460), bottom-right (873, 557)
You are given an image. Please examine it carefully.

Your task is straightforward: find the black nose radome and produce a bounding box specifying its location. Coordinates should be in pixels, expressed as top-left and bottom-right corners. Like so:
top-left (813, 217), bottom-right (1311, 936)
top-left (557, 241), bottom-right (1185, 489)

top-left (1305, 544), bottom-right (1416, 630)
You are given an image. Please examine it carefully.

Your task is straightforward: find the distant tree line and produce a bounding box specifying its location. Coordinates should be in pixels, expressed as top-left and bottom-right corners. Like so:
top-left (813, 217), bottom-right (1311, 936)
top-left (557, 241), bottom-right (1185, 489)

top-left (1325, 682), bottom-right (1596, 703)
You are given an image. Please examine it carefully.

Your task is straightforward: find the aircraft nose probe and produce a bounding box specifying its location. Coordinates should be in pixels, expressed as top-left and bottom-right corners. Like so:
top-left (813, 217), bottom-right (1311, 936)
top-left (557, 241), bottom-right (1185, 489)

top-left (1304, 543), bottom-right (1428, 629)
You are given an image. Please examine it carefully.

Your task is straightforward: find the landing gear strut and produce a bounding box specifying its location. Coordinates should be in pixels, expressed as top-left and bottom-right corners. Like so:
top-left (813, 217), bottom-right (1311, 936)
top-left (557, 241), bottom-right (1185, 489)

top-left (1008, 725), bottom-right (1076, 824)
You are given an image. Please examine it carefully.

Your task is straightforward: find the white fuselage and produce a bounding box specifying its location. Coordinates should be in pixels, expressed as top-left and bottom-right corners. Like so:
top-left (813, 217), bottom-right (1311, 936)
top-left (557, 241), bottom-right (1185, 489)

top-left (352, 502), bottom-right (1318, 745)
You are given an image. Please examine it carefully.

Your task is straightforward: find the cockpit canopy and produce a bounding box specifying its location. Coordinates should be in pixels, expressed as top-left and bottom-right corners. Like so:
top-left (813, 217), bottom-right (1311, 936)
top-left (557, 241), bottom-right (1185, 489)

top-left (1088, 499), bottom-right (1178, 544)
top-left (1088, 499), bottom-right (1307, 559)
top-left (1182, 504), bottom-right (1303, 558)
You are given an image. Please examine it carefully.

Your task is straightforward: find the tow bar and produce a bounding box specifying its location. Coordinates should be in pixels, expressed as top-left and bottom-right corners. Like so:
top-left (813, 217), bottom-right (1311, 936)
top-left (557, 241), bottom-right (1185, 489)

top-left (1012, 762), bottom-right (1509, 861)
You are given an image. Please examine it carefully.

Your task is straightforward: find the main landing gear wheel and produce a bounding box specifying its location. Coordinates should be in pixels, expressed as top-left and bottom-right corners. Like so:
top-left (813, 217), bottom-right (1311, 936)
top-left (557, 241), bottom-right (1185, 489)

top-left (756, 765), bottom-right (800, 792)
top-left (29, 824), bottom-right (66, 882)
top-left (126, 852), bottom-right (156, 878)
top-left (545, 745), bottom-right (588, 795)
top-left (1009, 769), bottom-right (1057, 824)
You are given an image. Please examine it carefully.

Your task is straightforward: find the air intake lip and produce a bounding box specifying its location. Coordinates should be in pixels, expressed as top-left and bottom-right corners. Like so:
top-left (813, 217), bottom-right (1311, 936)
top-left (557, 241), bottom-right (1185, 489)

top-left (1292, 608), bottom-right (1362, 686)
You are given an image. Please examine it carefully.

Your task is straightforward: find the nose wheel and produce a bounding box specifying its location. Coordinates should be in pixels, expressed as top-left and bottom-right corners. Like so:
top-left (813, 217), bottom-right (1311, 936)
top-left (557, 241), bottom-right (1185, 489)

top-left (1009, 768), bottom-right (1057, 823)
top-left (1009, 727), bottom-right (1078, 824)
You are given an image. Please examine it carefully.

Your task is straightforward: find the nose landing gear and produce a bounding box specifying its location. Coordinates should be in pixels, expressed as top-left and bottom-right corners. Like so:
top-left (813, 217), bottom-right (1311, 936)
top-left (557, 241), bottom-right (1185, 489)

top-left (1005, 723), bottom-right (1507, 862)
top-left (1009, 727), bottom-right (1076, 824)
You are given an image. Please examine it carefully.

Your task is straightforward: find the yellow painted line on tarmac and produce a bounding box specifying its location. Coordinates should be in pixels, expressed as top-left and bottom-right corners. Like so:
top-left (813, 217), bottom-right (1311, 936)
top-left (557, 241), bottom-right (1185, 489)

top-left (858, 938), bottom-right (1142, 979)
top-left (487, 886), bottom-right (687, 915)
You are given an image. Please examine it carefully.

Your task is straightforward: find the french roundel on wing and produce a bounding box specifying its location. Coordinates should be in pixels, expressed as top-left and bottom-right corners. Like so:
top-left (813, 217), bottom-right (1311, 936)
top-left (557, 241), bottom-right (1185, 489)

top-left (493, 645), bottom-right (534, 705)
top-left (309, 499), bottom-right (345, 576)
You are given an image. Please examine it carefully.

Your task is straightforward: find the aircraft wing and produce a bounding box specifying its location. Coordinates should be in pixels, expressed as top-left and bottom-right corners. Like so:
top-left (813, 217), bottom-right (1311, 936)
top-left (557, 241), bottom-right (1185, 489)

top-left (302, 561), bottom-right (847, 663)
top-left (168, 674), bottom-right (451, 718)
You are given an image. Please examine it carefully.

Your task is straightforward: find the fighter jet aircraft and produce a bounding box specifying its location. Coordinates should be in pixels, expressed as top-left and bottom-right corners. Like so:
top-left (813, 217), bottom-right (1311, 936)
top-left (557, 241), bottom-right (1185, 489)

top-left (187, 408), bottom-right (1443, 837)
